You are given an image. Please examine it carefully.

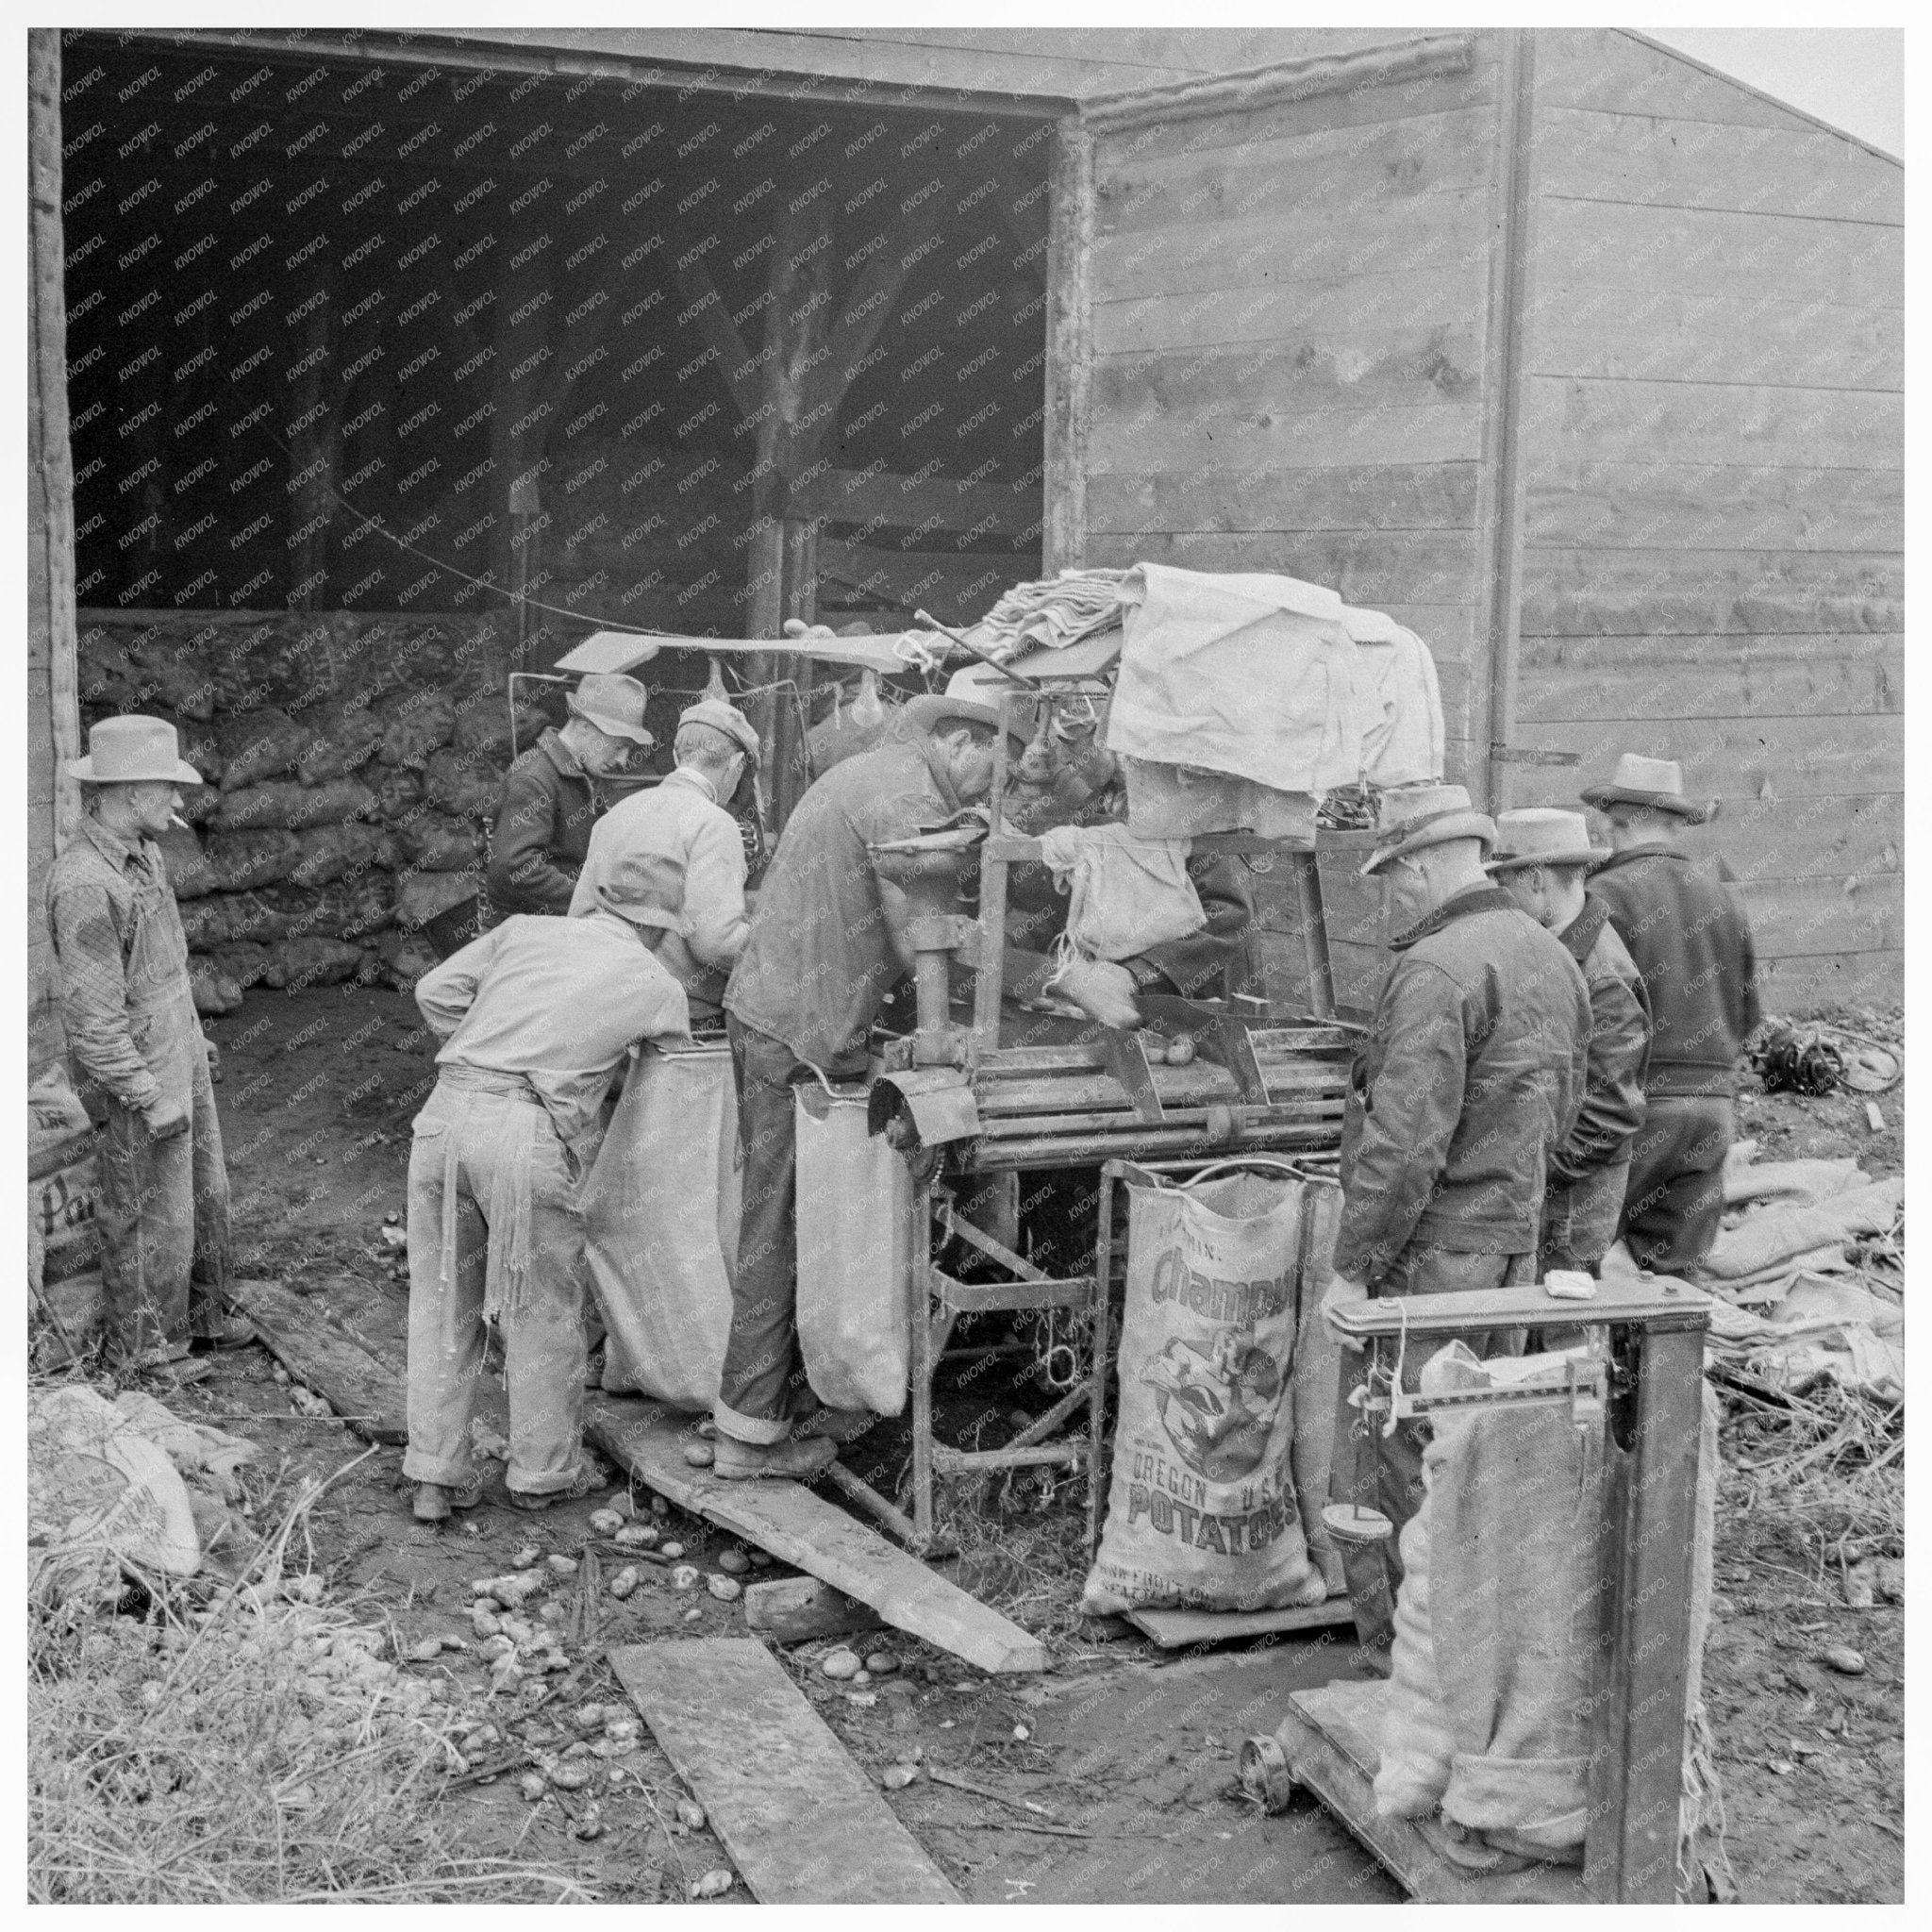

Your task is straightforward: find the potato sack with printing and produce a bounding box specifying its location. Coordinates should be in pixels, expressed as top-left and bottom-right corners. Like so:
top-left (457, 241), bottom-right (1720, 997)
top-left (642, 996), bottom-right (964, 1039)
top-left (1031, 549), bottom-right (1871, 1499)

top-left (1082, 1167), bottom-right (1326, 1615)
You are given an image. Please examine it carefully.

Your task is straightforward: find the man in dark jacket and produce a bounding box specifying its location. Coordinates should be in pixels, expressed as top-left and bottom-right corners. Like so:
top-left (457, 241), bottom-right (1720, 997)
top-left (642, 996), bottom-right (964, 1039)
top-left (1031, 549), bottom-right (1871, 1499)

top-left (485, 674), bottom-right (653, 920)
top-left (1582, 755), bottom-right (1760, 1274)
top-left (1323, 784), bottom-right (1591, 1665)
top-left (1488, 808), bottom-right (1651, 1275)
top-left (713, 696), bottom-right (1004, 1479)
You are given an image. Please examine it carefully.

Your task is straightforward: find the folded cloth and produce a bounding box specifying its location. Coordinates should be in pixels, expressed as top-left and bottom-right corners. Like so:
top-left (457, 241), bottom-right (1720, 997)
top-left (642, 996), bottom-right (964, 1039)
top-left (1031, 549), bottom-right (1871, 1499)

top-left (1341, 606), bottom-right (1445, 787)
top-left (1705, 1274), bottom-right (1904, 1400)
top-left (1108, 565), bottom-right (1366, 794)
top-left (1038, 822), bottom-right (1205, 961)
top-left (1702, 1178), bottom-right (1904, 1282)
top-left (973, 569), bottom-right (1129, 662)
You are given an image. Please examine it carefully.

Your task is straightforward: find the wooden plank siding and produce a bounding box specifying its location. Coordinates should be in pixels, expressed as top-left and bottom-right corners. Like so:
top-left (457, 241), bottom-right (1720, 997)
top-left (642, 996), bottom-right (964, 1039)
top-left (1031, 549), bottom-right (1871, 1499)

top-left (1513, 28), bottom-right (1903, 1009)
top-left (1082, 34), bottom-right (1507, 806)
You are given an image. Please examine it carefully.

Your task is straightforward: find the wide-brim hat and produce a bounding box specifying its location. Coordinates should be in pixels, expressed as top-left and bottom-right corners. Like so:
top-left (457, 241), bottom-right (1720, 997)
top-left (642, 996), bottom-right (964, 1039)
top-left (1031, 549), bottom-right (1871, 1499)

top-left (568, 672), bottom-right (655, 746)
top-left (897, 691), bottom-right (1030, 751)
top-left (594, 852), bottom-right (691, 934)
top-left (677, 697), bottom-right (761, 767)
top-left (1360, 783), bottom-right (1495, 877)
top-left (1579, 753), bottom-right (1714, 823)
top-left (67, 713), bottom-right (203, 785)
top-left (1485, 808), bottom-right (1609, 875)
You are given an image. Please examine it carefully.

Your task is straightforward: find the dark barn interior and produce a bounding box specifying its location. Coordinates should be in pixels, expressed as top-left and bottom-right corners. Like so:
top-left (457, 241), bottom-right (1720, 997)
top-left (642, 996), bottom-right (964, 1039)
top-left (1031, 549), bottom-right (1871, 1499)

top-left (62, 32), bottom-right (1053, 655)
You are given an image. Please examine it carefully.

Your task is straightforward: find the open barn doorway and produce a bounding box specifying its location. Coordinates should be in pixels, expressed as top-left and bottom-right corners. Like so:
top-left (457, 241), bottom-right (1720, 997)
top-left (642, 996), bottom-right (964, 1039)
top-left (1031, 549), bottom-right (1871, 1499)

top-left (59, 29), bottom-right (1055, 705)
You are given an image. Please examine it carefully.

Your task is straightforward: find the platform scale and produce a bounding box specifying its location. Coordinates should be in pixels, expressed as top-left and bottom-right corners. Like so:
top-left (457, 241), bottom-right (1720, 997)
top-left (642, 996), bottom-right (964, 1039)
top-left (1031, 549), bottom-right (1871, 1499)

top-left (1238, 1273), bottom-right (1715, 1904)
top-left (841, 671), bottom-right (1364, 1558)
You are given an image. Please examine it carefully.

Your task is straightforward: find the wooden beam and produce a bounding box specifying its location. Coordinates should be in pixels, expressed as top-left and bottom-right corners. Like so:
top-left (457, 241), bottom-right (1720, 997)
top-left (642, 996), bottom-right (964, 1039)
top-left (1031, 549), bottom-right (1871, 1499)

top-left (587, 1395), bottom-right (1050, 1674)
top-left (1042, 113), bottom-right (1094, 574)
top-left (671, 259), bottom-right (764, 428)
top-left (791, 467), bottom-right (1042, 541)
top-left (1474, 28), bottom-right (1538, 812)
top-left (608, 1640), bottom-right (960, 1903)
top-left (28, 30), bottom-right (80, 861)
top-left (810, 195), bottom-right (945, 411)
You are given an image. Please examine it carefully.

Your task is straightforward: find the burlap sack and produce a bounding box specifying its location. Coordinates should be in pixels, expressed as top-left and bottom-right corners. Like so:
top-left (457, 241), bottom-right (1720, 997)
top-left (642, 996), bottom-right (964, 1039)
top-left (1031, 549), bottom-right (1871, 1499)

top-left (213, 778), bottom-right (376, 832)
top-left (394, 809), bottom-right (483, 871)
top-left (218, 708), bottom-right (318, 791)
top-left (423, 746), bottom-right (504, 822)
top-left (379, 690), bottom-right (458, 771)
top-left (289, 822), bottom-right (395, 889)
top-left (202, 829), bottom-right (303, 893)
top-left (261, 938), bottom-right (369, 989)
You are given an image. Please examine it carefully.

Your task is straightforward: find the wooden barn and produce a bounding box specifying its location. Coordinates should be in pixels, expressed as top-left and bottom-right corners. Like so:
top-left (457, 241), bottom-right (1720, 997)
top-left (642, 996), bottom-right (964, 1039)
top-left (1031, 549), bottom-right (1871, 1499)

top-left (26, 25), bottom-right (1902, 1065)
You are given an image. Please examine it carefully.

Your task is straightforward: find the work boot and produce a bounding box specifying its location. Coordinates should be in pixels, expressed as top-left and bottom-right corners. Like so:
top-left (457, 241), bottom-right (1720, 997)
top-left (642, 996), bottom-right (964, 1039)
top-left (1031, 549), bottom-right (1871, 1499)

top-left (192, 1312), bottom-right (258, 1351)
top-left (712, 1434), bottom-right (839, 1482)
top-left (413, 1480), bottom-right (484, 1523)
top-left (506, 1464), bottom-right (604, 1513)
top-left (795, 1405), bottom-right (874, 1445)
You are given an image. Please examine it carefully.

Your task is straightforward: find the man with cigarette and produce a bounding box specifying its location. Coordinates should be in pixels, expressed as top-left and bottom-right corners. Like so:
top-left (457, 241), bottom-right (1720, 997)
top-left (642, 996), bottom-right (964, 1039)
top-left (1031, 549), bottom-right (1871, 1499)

top-left (46, 715), bottom-right (253, 1372)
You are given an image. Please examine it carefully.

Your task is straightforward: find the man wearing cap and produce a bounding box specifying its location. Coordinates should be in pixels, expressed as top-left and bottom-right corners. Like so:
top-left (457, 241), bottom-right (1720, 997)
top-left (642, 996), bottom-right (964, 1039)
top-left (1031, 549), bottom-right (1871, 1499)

top-left (405, 851), bottom-right (695, 1520)
top-left (485, 672), bottom-right (653, 921)
top-left (1321, 784), bottom-right (1591, 1664)
top-left (567, 698), bottom-right (758, 1023)
top-left (1581, 755), bottom-right (1761, 1273)
top-left (1488, 808), bottom-right (1652, 1276)
top-left (46, 715), bottom-right (254, 1371)
top-left (711, 695), bottom-right (1005, 1478)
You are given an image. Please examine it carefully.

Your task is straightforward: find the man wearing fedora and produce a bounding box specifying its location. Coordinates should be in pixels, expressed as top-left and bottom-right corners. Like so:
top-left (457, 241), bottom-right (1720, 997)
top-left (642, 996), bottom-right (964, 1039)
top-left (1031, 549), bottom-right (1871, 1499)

top-left (1582, 754), bottom-right (1761, 1274)
top-left (568, 697), bottom-right (760, 1025)
top-left (1323, 783), bottom-right (1591, 1664)
top-left (405, 849), bottom-right (695, 1520)
top-left (47, 715), bottom-right (255, 1371)
top-left (485, 672), bottom-right (654, 922)
top-left (1488, 808), bottom-right (1652, 1276)
top-left (711, 693), bottom-right (1008, 1478)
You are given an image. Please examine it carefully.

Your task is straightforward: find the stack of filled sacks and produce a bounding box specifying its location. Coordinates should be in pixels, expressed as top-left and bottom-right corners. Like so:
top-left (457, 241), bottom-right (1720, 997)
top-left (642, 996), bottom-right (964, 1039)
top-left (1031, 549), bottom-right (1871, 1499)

top-left (1374, 1340), bottom-right (1718, 1870)
top-left (76, 613), bottom-right (544, 1011)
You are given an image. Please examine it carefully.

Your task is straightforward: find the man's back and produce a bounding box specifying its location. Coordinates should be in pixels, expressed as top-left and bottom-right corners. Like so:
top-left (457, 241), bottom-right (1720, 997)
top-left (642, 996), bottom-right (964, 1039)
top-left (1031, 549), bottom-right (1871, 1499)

top-left (1337, 888), bottom-right (1591, 1277)
top-left (1587, 844), bottom-right (1758, 1095)
top-left (725, 736), bottom-right (956, 1070)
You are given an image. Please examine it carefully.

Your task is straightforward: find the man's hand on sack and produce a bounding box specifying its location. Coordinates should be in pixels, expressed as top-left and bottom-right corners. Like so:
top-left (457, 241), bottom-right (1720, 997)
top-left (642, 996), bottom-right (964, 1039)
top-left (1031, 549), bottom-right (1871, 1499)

top-left (1321, 1273), bottom-right (1371, 1351)
top-left (142, 1095), bottom-right (192, 1140)
top-left (1054, 956), bottom-right (1142, 1031)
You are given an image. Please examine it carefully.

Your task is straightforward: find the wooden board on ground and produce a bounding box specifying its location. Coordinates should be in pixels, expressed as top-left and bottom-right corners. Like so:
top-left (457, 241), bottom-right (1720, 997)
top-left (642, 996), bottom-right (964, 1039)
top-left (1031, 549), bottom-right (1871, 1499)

top-left (588, 1395), bottom-right (1047, 1675)
top-left (609, 1638), bottom-right (960, 1905)
top-left (222, 1275), bottom-right (408, 1444)
top-left (1276, 1680), bottom-right (1594, 1904)
top-left (1125, 1592), bottom-right (1356, 1650)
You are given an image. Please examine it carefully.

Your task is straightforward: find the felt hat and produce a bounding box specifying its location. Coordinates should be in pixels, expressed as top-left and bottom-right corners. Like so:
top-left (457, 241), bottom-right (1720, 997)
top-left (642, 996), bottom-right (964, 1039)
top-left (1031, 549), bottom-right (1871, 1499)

top-left (1359, 783), bottom-right (1496, 877)
top-left (1579, 753), bottom-right (1714, 823)
top-left (677, 698), bottom-right (761, 767)
top-left (567, 672), bottom-right (655, 746)
top-left (1485, 808), bottom-right (1608, 875)
top-left (66, 714), bottom-right (203, 785)
top-left (594, 851), bottom-right (691, 934)
top-left (897, 691), bottom-right (1028, 748)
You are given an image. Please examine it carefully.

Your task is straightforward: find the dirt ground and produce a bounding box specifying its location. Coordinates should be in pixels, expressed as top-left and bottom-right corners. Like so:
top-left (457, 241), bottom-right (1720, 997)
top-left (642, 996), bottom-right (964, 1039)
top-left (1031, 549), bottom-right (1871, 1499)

top-left (136, 984), bottom-right (1903, 1902)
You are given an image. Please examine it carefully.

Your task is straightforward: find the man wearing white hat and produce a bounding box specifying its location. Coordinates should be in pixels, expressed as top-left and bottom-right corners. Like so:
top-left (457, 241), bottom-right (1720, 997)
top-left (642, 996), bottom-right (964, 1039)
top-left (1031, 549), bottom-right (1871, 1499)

top-left (1322, 783), bottom-right (1591, 1666)
top-left (405, 850), bottom-right (694, 1520)
top-left (46, 715), bottom-right (254, 1371)
top-left (1582, 755), bottom-right (1760, 1273)
top-left (567, 697), bottom-right (758, 1023)
top-left (485, 672), bottom-right (654, 920)
top-left (1487, 808), bottom-right (1652, 1276)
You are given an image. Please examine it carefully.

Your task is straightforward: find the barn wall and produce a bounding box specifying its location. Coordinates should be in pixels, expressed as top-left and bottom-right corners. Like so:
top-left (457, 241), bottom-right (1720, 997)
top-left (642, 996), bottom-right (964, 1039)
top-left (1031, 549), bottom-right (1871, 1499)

top-left (1514, 28), bottom-right (1903, 1011)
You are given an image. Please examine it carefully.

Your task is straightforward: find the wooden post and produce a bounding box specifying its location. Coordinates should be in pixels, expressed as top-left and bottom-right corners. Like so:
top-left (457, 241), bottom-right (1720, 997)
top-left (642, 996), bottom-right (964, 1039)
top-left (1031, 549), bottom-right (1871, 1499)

top-left (1042, 114), bottom-right (1095, 576)
top-left (1474, 28), bottom-right (1539, 812)
top-left (288, 260), bottom-right (341, 612)
top-left (27, 26), bottom-right (77, 1066)
top-left (1584, 1318), bottom-right (1707, 1902)
top-left (490, 212), bottom-right (554, 667)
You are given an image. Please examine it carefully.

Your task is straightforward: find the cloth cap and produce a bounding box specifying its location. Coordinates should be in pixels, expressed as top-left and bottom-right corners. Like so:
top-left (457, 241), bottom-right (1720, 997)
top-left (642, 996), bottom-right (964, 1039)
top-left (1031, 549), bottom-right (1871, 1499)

top-left (1484, 808), bottom-right (1607, 874)
top-left (1359, 782), bottom-right (1495, 876)
top-left (677, 698), bottom-right (760, 766)
top-left (567, 672), bottom-right (655, 746)
top-left (1579, 753), bottom-right (1714, 823)
top-left (594, 851), bottom-right (691, 934)
top-left (67, 714), bottom-right (203, 786)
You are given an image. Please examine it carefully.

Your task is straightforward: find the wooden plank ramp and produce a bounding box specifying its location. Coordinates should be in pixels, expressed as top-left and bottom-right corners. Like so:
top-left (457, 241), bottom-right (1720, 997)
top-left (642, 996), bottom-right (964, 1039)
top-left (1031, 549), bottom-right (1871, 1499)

top-left (609, 1638), bottom-right (960, 1905)
top-left (1125, 1591), bottom-right (1355, 1651)
top-left (1274, 1680), bottom-right (1593, 1904)
top-left (223, 1275), bottom-right (408, 1444)
top-left (589, 1395), bottom-right (1048, 1675)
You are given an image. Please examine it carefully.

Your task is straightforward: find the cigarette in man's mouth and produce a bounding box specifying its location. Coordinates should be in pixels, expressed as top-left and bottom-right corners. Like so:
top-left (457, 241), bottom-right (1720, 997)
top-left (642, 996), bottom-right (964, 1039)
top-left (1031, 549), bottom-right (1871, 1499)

top-left (169, 813), bottom-right (192, 830)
